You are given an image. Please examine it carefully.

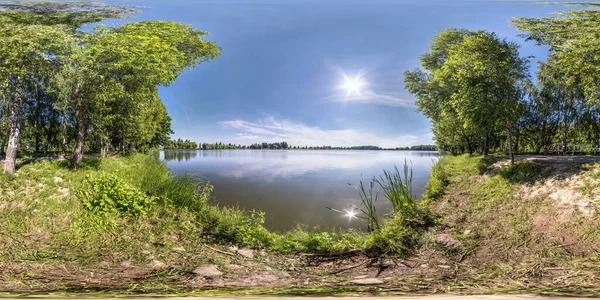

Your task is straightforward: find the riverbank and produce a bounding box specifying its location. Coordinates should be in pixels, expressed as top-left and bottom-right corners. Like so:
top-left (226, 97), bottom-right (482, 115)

top-left (1, 154), bottom-right (599, 296)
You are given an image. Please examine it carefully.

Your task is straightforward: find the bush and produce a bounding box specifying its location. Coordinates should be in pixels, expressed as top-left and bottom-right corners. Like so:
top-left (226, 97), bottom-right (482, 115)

top-left (80, 172), bottom-right (156, 217)
top-left (100, 154), bottom-right (212, 212)
top-left (200, 206), bottom-right (274, 247)
top-left (424, 159), bottom-right (449, 201)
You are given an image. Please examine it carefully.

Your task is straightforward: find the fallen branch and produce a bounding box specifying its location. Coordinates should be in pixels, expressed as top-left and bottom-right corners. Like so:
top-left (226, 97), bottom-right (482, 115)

top-left (329, 259), bottom-right (371, 275)
top-left (302, 249), bottom-right (363, 258)
top-left (202, 244), bottom-right (236, 257)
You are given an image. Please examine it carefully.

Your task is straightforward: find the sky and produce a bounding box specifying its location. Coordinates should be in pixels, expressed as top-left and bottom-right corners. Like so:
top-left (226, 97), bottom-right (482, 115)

top-left (97, 0), bottom-right (590, 148)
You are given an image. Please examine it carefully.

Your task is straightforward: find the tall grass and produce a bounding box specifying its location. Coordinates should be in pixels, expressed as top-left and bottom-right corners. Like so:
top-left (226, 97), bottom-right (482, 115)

top-left (375, 160), bottom-right (418, 218)
top-left (424, 158), bottom-right (449, 201)
top-left (343, 160), bottom-right (425, 232)
top-left (355, 179), bottom-right (381, 232)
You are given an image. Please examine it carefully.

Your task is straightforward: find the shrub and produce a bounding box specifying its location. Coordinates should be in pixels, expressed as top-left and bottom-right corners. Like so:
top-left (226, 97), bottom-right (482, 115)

top-left (79, 172), bottom-right (156, 217)
top-left (100, 154), bottom-right (212, 212)
top-left (200, 206), bottom-right (274, 247)
top-left (424, 159), bottom-right (449, 201)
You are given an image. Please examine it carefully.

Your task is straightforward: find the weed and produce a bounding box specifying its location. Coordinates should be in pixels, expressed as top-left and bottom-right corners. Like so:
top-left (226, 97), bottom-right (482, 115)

top-left (424, 158), bottom-right (449, 201)
top-left (375, 161), bottom-right (418, 218)
top-left (80, 172), bottom-right (157, 217)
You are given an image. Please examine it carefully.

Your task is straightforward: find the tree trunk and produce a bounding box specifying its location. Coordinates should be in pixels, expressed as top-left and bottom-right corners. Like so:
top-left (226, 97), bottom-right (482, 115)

top-left (562, 108), bottom-right (568, 156)
top-left (35, 125), bottom-right (40, 153)
top-left (463, 136), bottom-right (473, 155)
top-left (514, 131), bottom-right (519, 155)
top-left (483, 134), bottom-right (490, 156)
top-left (3, 76), bottom-right (24, 174)
top-left (507, 122), bottom-right (514, 166)
top-left (71, 85), bottom-right (84, 169)
top-left (61, 111), bottom-right (67, 155)
top-left (100, 138), bottom-right (108, 158)
top-left (538, 120), bottom-right (546, 155)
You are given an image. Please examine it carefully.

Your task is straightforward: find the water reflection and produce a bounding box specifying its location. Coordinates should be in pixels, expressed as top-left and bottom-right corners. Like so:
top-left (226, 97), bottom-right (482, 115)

top-left (163, 150), bottom-right (198, 162)
top-left (161, 150), bottom-right (439, 231)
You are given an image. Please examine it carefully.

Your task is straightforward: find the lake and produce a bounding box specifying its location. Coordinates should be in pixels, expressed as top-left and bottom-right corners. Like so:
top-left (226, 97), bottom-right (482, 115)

top-left (160, 150), bottom-right (439, 231)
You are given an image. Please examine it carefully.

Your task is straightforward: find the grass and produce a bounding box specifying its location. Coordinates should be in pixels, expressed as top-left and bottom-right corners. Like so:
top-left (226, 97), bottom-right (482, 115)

top-left (0, 154), bottom-right (432, 259)
top-left (3, 152), bottom-right (600, 294)
top-left (0, 153), bottom-right (438, 293)
top-left (424, 154), bottom-right (600, 289)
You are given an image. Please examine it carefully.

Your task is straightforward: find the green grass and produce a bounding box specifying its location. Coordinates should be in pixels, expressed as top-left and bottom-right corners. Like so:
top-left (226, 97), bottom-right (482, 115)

top-left (6, 152), bottom-right (600, 294)
top-left (0, 153), bottom-right (434, 261)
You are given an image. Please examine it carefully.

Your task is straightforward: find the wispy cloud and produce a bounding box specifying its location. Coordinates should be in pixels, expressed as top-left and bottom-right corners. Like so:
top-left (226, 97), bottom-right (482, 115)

top-left (219, 116), bottom-right (433, 148)
top-left (324, 90), bottom-right (415, 107)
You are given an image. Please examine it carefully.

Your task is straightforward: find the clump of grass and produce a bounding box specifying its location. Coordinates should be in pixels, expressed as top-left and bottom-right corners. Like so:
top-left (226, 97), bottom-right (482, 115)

top-left (350, 179), bottom-right (380, 231)
top-left (366, 212), bottom-right (431, 255)
top-left (325, 160), bottom-right (433, 256)
top-left (424, 158), bottom-right (449, 201)
top-left (375, 161), bottom-right (419, 218)
top-left (497, 161), bottom-right (541, 184)
top-left (272, 227), bottom-right (366, 254)
top-left (200, 207), bottom-right (275, 247)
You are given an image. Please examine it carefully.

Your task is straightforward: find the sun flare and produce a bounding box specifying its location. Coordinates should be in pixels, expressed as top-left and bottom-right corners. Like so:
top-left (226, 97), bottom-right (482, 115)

top-left (342, 75), bottom-right (365, 95)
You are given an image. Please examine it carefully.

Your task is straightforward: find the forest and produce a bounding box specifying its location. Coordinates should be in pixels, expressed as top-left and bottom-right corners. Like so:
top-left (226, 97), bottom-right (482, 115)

top-left (0, 3), bottom-right (220, 173)
top-left (405, 10), bottom-right (600, 163)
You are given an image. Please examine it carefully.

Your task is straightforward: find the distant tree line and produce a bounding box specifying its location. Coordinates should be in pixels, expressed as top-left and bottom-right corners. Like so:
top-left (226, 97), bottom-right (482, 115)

top-left (396, 145), bottom-right (438, 151)
top-left (163, 139), bottom-right (437, 151)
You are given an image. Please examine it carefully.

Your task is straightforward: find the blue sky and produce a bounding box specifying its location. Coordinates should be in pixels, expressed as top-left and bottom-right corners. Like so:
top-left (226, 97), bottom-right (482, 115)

top-left (102, 0), bottom-right (586, 147)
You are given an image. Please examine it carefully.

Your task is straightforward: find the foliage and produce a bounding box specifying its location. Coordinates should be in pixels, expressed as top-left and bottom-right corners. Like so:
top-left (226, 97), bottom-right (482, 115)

top-left (376, 162), bottom-right (419, 218)
top-left (80, 172), bottom-right (157, 217)
top-left (0, 3), bottom-right (221, 171)
top-left (405, 29), bottom-right (528, 160)
top-left (200, 207), bottom-right (275, 247)
top-left (424, 159), bottom-right (450, 201)
top-left (366, 212), bottom-right (429, 256)
top-left (272, 227), bottom-right (366, 254)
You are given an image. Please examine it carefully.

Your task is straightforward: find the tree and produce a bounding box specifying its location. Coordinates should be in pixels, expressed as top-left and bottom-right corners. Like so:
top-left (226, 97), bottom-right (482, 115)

top-left (405, 29), bottom-right (529, 164)
top-left (0, 3), bottom-right (134, 173)
top-left (513, 10), bottom-right (600, 105)
top-left (440, 31), bottom-right (528, 164)
top-left (0, 24), bottom-right (72, 173)
top-left (65, 20), bottom-right (220, 168)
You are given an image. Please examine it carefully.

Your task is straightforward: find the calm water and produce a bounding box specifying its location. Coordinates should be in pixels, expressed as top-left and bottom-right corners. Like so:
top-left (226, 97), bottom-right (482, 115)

top-left (160, 150), bottom-right (438, 231)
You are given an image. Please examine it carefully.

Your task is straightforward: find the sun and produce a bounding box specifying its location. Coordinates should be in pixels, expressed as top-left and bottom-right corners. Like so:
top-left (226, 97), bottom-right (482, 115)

top-left (342, 75), bottom-right (365, 95)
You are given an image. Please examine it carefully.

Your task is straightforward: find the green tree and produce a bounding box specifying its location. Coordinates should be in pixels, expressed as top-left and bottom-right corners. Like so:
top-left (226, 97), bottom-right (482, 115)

top-left (65, 20), bottom-right (220, 168)
top-left (405, 29), bottom-right (529, 163)
top-left (0, 24), bottom-right (72, 173)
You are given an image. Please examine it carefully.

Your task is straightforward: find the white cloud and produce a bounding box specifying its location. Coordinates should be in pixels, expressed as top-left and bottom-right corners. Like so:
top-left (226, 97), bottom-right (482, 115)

top-left (219, 116), bottom-right (433, 148)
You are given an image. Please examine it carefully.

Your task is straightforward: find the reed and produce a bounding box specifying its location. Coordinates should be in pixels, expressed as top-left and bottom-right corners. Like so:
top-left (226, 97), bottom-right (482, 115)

top-left (375, 160), bottom-right (418, 218)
